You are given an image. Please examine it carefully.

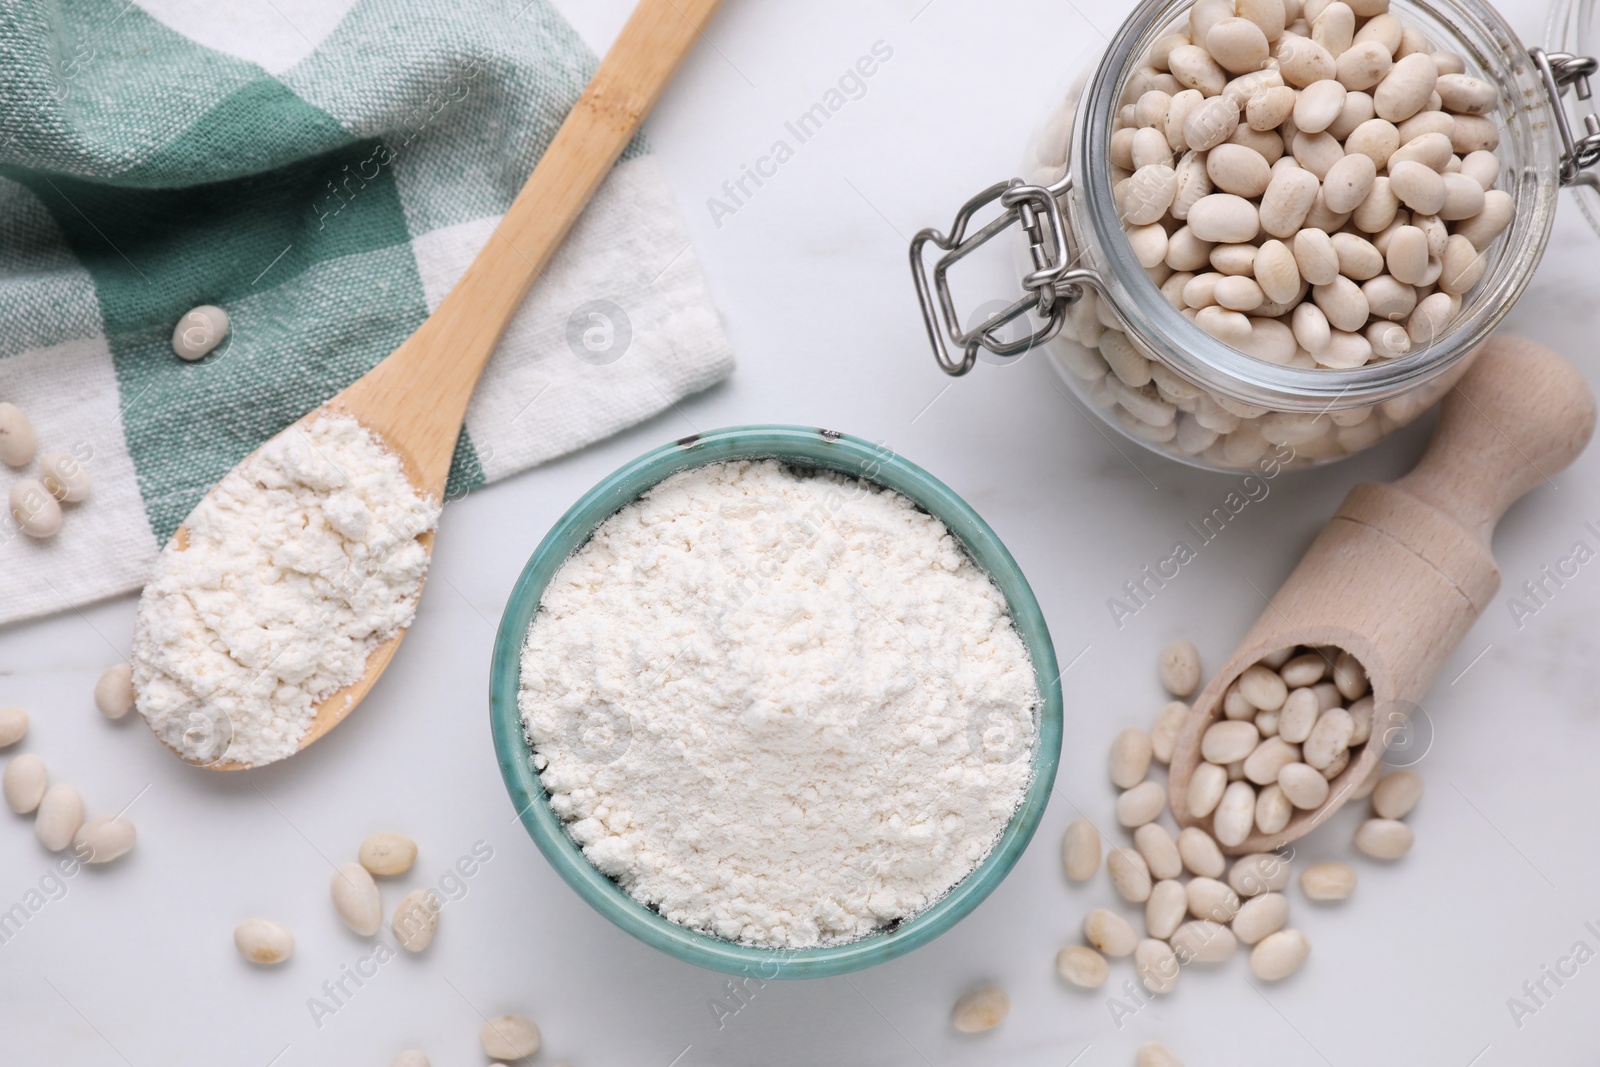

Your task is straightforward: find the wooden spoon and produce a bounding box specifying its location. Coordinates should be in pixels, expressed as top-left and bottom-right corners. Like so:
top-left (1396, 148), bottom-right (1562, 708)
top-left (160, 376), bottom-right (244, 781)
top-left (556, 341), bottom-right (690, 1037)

top-left (1168, 335), bottom-right (1596, 853)
top-left (142, 0), bottom-right (724, 769)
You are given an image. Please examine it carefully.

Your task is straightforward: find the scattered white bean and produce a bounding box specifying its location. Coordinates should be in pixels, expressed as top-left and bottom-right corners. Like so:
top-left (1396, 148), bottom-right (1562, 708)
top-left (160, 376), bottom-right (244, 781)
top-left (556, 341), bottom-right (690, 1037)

top-left (1062, 818), bottom-right (1102, 881)
top-left (39, 451), bottom-right (90, 503)
top-left (1135, 823), bottom-right (1184, 880)
top-left (481, 1015), bottom-right (543, 1060)
top-left (35, 783), bottom-right (83, 851)
top-left (1057, 944), bottom-right (1110, 988)
top-left (1137, 1040), bottom-right (1186, 1067)
top-left (0, 402), bottom-right (37, 468)
top-left (1186, 876), bottom-right (1242, 923)
top-left (1229, 852), bottom-right (1293, 896)
top-left (1178, 826), bottom-right (1227, 878)
top-left (1147, 878), bottom-right (1189, 939)
top-left (331, 862), bottom-right (383, 937)
top-left (72, 816), bottom-right (136, 864)
top-left (1151, 700), bottom-right (1189, 764)
top-left (1300, 860), bottom-right (1359, 899)
top-left (1171, 918), bottom-right (1238, 963)
top-left (1251, 928), bottom-right (1312, 979)
top-left (1159, 639), bottom-right (1202, 697)
top-left (94, 664), bottom-right (135, 720)
top-left (1110, 846), bottom-right (1155, 902)
top-left (1232, 891), bottom-right (1290, 943)
top-left (234, 919), bottom-right (294, 965)
top-left (1085, 906), bottom-right (1141, 956)
top-left (172, 305), bottom-right (230, 362)
top-left (1372, 769), bottom-right (1424, 818)
top-left (1135, 938), bottom-right (1181, 993)
top-left (1354, 817), bottom-right (1415, 858)
top-left (392, 889), bottom-right (440, 952)
top-left (0, 706), bottom-right (27, 747)
top-left (10, 478), bottom-right (62, 539)
top-left (4, 753), bottom-right (46, 813)
top-left (1118, 781), bottom-right (1168, 827)
top-left (360, 831), bottom-right (418, 876)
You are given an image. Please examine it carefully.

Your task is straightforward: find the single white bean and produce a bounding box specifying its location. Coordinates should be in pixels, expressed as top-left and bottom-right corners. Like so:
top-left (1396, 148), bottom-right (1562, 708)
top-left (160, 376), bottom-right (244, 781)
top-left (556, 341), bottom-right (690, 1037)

top-left (1251, 928), bottom-right (1312, 979)
top-left (1109, 846), bottom-right (1154, 902)
top-left (72, 816), bottom-right (136, 864)
top-left (1332, 231), bottom-right (1384, 279)
top-left (1186, 876), bottom-right (1242, 923)
top-left (1461, 148), bottom-right (1499, 189)
top-left (1255, 784), bottom-right (1293, 833)
top-left (1389, 159), bottom-right (1447, 213)
top-left (4, 753), bottom-right (46, 813)
top-left (1372, 769), bottom-right (1424, 818)
top-left (1278, 761), bottom-right (1331, 808)
top-left (1209, 17), bottom-right (1272, 73)
top-left (1373, 51), bottom-right (1437, 120)
top-left (481, 1015), bottom-right (543, 1060)
top-left (40, 451), bottom-right (91, 503)
top-left (1213, 780), bottom-right (1258, 846)
top-left (1171, 919), bottom-right (1238, 963)
top-left (360, 831), bottom-right (418, 876)
top-left (1057, 945), bottom-right (1109, 988)
top-left (234, 919), bottom-right (294, 965)
top-left (1243, 737), bottom-right (1302, 784)
top-left (1169, 44), bottom-right (1229, 96)
top-left (331, 862), bottom-right (383, 936)
top-left (1355, 817), bottom-right (1415, 858)
top-left (1303, 707), bottom-right (1354, 769)
top-left (1135, 823), bottom-right (1184, 880)
top-left (1188, 761), bottom-right (1229, 818)
top-left (1336, 40), bottom-right (1393, 91)
top-left (1435, 72), bottom-right (1498, 113)
top-left (1202, 720), bottom-right (1262, 764)
top-left (1158, 639), bottom-right (1202, 697)
top-left (94, 663), bottom-right (135, 720)
top-left (1117, 781), bottom-right (1168, 827)
top-left (1348, 694), bottom-right (1376, 744)
top-left (1385, 224), bottom-right (1429, 284)
top-left (1110, 726), bottom-right (1154, 788)
top-left (1150, 700), bottom-right (1189, 764)
top-left (1085, 906), bottom-right (1140, 956)
top-left (1248, 84), bottom-right (1298, 130)
top-left (1313, 276), bottom-right (1369, 331)
top-left (1239, 664), bottom-right (1289, 709)
top-left (1229, 852), bottom-right (1293, 896)
top-left (1187, 193), bottom-right (1260, 243)
top-left (1321, 152), bottom-right (1376, 213)
top-left (1137, 1040), bottom-right (1186, 1067)
top-left (1344, 118), bottom-right (1400, 167)
top-left (1440, 232), bottom-right (1487, 296)
top-left (1312, 2), bottom-right (1354, 55)
top-left (1061, 818), bottom-right (1101, 881)
top-left (1260, 166), bottom-right (1321, 237)
top-left (1294, 79), bottom-right (1347, 133)
top-left (172, 305), bottom-right (231, 361)
top-left (1232, 891), bottom-right (1290, 944)
top-left (1291, 130), bottom-right (1344, 178)
top-left (0, 402), bottom-right (37, 468)
top-left (1146, 878), bottom-right (1189, 939)
top-left (11, 478), bottom-right (62, 539)
top-left (1276, 34), bottom-right (1338, 87)
top-left (1300, 860), bottom-right (1358, 899)
top-left (1453, 188), bottom-right (1512, 250)
top-left (392, 888), bottom-right (441, 952)
top-left (1135, 938), bottom-right (1181, 993)
top-left (35, 783), bottom-right (83, 851)
top-left (1177, 827), bottom-right (1226, 879)
top-left (0, 706), bottom-right (28, 747)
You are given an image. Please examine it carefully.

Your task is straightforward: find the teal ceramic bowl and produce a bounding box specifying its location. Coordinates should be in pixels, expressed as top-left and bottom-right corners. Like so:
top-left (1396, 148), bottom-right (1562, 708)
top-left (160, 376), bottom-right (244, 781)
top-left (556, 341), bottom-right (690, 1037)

top-left (489, 425), bottom-right (1062, 979)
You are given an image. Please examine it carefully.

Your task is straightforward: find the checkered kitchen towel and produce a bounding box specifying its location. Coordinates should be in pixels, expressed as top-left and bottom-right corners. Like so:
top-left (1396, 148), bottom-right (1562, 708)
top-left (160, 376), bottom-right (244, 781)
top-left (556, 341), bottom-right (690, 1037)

top-left (0, 0), bottom-right (734, 625)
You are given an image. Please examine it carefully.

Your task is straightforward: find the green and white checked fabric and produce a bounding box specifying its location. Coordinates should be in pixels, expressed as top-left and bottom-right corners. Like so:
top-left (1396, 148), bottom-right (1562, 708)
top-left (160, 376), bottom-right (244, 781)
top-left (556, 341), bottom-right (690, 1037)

top-left (0, 0), bottom-right (734, 625)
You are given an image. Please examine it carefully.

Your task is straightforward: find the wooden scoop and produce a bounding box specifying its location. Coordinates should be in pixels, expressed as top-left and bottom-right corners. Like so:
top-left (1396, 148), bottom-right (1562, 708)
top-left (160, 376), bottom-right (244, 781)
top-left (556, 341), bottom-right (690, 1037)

top-left (141, 0), bottom-right (723, 769)
top-left (1168, 335), bottom-right (1597, 852)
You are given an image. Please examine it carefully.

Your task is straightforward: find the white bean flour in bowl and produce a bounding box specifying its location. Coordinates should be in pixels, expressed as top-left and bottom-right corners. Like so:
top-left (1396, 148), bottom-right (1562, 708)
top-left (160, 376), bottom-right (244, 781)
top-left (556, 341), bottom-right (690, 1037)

top-left (496, 428), bottom-right (1062, 974)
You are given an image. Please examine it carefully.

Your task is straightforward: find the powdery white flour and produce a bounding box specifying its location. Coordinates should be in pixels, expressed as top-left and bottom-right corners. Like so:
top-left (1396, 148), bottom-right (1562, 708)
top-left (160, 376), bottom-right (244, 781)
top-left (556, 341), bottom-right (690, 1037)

top-left (519, 459), bottom-right (1039, 948)
top-left (133, 414), bottom-right (439, 767)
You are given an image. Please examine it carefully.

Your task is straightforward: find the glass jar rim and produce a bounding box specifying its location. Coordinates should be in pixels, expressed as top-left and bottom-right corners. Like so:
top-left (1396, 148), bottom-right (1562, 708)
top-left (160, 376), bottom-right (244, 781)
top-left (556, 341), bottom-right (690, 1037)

top-left (1073, 0), bottom-right (1562, 411)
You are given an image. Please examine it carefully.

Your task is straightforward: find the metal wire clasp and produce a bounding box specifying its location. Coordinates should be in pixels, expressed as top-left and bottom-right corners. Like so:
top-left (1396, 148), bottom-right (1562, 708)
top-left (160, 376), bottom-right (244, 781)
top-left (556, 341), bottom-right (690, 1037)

top-left (910, 172), bottom-right (1097, 376)
top-left (1532, 46), bottom-right (1600, 187)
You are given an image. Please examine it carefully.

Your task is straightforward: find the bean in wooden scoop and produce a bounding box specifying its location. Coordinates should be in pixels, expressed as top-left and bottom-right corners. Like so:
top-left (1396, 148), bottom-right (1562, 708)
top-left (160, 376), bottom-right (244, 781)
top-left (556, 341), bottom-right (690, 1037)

top-left (1168, 335), bottom-right (1597, 853)
top-left (136, 0), bottom-right (723, 770)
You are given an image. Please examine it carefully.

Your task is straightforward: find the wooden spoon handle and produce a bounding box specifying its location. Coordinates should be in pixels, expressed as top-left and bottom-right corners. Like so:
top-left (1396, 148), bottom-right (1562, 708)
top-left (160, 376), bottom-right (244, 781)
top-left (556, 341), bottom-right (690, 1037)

top-left (345, 0), bottom-right (724, 493)
top-left (1395, 336), bottom-right (1596, 547)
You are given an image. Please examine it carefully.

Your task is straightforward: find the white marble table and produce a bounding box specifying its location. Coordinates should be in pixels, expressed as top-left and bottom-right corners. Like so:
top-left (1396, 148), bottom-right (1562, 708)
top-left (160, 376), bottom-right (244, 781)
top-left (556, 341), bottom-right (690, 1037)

top-left (7, 0), bottom-right (1600, 1062)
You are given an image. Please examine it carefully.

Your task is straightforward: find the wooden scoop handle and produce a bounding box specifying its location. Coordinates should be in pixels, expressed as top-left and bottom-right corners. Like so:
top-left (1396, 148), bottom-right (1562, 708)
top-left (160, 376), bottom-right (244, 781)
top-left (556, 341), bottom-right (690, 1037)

top-left (1395, 336), bottom-right (1596, 549)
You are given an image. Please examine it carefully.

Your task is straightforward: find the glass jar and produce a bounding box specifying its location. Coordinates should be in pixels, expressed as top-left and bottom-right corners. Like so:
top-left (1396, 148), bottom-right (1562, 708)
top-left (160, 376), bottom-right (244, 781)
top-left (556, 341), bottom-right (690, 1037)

top-left (911, 0), bottom-right (1595, 471)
